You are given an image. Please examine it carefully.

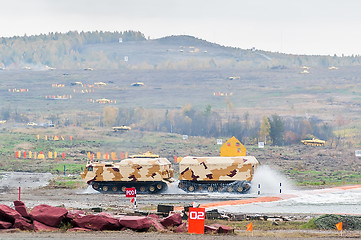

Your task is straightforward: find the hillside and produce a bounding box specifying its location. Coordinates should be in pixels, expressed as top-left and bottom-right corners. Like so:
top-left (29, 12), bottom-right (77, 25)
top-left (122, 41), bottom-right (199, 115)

top-left (1, 31), bottom-right (361, 148)
top-left (0, 31), bottom-right (360, 189)
top-left (1, 31), bottom-right (361, 70)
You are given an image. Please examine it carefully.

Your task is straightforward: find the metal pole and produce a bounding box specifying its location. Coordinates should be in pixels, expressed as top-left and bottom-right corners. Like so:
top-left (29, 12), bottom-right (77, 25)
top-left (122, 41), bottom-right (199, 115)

top-left (279, 182), bottom-right (282, 194)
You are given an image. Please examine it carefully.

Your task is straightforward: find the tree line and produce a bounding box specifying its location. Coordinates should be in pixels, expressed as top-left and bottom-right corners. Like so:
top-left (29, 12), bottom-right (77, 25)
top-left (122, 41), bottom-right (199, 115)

top-left (1, 31), bottom-right (361, 70)
top-left (0, 31), bottom-right (145, 69)
top-left (103, 105), bottom-right (335, 146)
top-left (0, 103), bottom-right (339, 146)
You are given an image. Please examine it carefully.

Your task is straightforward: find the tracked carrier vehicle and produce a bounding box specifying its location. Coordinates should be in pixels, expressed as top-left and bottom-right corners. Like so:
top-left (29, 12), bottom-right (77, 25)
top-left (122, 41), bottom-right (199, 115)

top-left (81, 153), bottom-right (174, 194)
top-left (178, 156), bottom-right (258, 193)
top-left (301, 138), bottom-right (325, 146)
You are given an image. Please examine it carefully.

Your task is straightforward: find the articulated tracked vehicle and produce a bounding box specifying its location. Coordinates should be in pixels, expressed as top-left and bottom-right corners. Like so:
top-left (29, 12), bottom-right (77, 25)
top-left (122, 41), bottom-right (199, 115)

top-left (81, 137), bottom-right (259, 194)
top-left (178, 156), bottom-right (258, 193)
top-left (178, 136), bottom-right (259, 193)
top-left (81, 153), bottom-right (174, 194)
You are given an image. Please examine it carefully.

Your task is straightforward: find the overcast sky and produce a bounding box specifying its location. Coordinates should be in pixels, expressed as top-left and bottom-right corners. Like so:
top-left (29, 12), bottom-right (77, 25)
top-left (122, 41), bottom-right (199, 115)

top-left (1, 0), bottom-right (361, 56)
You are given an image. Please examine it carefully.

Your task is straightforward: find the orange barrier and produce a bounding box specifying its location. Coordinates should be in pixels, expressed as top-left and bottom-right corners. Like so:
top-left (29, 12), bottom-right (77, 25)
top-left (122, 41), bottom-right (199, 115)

top-left (199, 196), bottom-right (282, 209)
top-left (111, 152), bottom-right (118, 160)
top-left (334, 184), bottom-right (361, 190)
top-left (174, 195), bottom-right (294, 212)
top-left (36, 135), bottom-right (73, 141)
top-left (89, 152), bottom-right (128, 160)
top-left (14, 151), bottom-right (66, 160)
top-left (309, 184), bottom-right (361, 194)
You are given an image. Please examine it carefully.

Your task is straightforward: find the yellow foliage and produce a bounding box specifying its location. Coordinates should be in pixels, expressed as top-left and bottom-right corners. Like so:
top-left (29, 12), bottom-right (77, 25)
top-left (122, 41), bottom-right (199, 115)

top-left (103, 107), bottom-right (119, 126)
top-left (184, 116), bottom-right (192, 125)
top-left (260, 116), bottom-right (271, 143)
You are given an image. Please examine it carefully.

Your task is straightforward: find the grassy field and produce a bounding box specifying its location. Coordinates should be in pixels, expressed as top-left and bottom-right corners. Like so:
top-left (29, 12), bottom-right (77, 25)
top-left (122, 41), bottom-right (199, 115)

top-left (1, 127), bottom-right (360, 187)
top-left (1, 67), bottom-right (361, 119)
top-left (1, 67), bottom-right (361, 187)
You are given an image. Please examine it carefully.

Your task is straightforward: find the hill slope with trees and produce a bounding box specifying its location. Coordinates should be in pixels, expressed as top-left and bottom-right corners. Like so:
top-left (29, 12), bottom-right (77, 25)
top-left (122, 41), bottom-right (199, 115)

top-left (1, 31), bottom-right (361, 70)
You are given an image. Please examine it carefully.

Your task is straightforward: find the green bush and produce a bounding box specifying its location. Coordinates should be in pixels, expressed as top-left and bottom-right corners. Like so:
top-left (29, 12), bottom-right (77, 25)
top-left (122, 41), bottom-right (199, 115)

top-left (301, 218), bottom-right (318, 229)
top-left (313, 214), bottom-right (361, 230)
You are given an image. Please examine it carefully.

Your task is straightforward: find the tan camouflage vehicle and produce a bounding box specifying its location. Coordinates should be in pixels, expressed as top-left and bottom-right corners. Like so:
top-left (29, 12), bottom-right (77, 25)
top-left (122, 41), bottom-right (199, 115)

top-left (178, 156), bottom-right (259, 193)
top-left (301, 138), bottom-right (325, 146)
top-left (81, 154), bottom-right (174, 194)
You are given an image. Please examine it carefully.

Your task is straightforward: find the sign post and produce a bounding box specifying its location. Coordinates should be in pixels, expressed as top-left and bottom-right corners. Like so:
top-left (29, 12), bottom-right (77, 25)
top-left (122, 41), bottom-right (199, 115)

top-left (125, 187), bottom-right (137, 210)
top-left (355, 150), bottom-right (361, 157)
top-left (188, 207), bottom-right (205, 234)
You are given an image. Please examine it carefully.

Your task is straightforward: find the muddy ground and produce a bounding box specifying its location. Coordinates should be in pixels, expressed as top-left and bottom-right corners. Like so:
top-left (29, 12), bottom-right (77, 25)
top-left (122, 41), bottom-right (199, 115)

top-left (1, 143), bottom-right (361, 214)
top-left (0, 172), bottom-right (360, 239)
top-left (0, 144), bottom-right (361, 239)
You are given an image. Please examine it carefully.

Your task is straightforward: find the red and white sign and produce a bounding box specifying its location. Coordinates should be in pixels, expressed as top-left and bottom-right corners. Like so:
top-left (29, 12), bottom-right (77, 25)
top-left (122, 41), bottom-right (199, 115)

top-left (188, 207), bottom-right (205, 234)
top-left (125, 188), bottom-right (136, 198)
